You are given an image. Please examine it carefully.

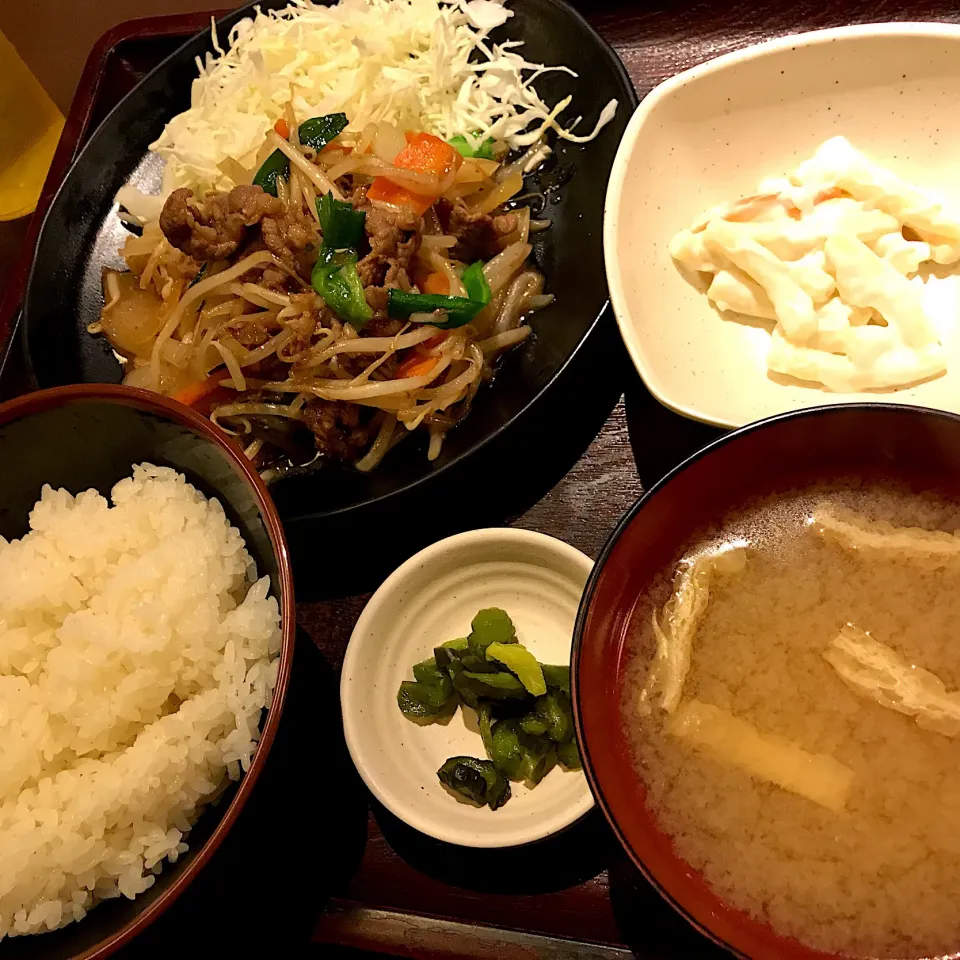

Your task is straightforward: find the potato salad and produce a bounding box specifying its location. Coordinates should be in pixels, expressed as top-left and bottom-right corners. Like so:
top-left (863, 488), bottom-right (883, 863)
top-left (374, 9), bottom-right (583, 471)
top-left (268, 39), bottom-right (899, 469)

top-left (669, 137), bottom-right (960, 392)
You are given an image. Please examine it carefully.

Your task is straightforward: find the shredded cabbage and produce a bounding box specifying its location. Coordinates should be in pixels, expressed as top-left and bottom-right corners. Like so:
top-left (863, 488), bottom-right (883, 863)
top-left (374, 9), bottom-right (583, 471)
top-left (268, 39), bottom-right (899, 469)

top-left (639, 542), bottom-right (749, 715)
top-left (824, 624), bottom-right (960, 737)
top-left (136, 0), bottom-right (617, 205)
top-left (668, 699), bottom-right (855, 811)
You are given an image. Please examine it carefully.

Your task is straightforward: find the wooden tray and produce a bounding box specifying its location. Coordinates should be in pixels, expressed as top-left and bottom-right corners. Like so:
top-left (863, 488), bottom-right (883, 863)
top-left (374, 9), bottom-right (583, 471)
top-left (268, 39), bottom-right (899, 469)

top-left (3, 2), bottom-right (959, 956)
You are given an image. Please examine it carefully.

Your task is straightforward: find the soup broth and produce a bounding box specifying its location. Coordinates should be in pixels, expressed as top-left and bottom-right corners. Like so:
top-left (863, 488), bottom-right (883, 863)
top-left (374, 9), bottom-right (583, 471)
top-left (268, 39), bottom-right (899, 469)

top-left (623, 483), bottom-right (960, 957)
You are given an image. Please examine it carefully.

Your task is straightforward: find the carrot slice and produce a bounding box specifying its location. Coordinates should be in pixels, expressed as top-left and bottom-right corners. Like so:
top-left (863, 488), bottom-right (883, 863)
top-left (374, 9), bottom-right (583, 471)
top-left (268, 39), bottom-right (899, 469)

top-left (421, 272), bottom-right (450, 295)
top-left (395, 132), bottom-right (460, 179)
top-left (367, 177), bottom-right (434, 215)
top-left (422, 331), bottom-right (448, 350)
top-left (723, 193), bottom-right (801, 223)
top-left (395, 354), bottom-right (439, 380)
top-left (273, 117), bottom-right (290, 139)
top-left (171, 368), bottom-right (231, 407)
top-left (814, 186), bottom-right (845, 205)
top-left (368, 131), bottom-right (462, 214)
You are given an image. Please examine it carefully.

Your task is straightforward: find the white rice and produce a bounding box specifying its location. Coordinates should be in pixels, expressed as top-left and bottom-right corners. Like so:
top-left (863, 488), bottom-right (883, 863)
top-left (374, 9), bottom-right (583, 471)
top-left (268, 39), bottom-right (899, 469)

top-left (0, 464), bottom-right (282, 938)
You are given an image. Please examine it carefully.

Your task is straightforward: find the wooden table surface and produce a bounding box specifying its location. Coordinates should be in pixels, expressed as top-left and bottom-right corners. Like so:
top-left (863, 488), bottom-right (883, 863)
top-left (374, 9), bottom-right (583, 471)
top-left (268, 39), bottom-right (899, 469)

top-left (4, 0), bottom-right (960, 956)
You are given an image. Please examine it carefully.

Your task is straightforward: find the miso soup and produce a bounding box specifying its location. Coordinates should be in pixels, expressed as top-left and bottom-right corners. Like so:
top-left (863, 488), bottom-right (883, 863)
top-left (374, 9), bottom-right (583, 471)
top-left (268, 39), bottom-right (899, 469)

top-left (623, 484), bottom-right (960, 957)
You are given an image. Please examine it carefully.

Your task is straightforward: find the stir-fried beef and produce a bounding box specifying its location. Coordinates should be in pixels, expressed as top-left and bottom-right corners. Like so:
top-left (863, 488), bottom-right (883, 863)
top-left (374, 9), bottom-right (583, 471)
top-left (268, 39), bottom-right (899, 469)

top-left (159, 185), bottom-right (283, 260)
top-left (361, 286), bottom-right (404, 337)
top-left (223, 315), bottom-right (275, 350)
top-left (261, 209), bottom-right (316, 279)
top-left (356, 205), bottom-right (422, 287)
top-left (347, 202), bottom-right (421, 336)
top-left (302, 399), bottom-right (372, 460)
top-left (438, 197), bottom-right (518, 262)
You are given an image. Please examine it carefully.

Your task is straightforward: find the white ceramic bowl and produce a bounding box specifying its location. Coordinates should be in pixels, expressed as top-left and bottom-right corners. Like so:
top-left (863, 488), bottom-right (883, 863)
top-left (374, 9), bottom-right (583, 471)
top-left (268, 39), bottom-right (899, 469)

top-left (605, 22), bottom-right (960, 428)
top-left (341, 528), bottom-right (594, 847)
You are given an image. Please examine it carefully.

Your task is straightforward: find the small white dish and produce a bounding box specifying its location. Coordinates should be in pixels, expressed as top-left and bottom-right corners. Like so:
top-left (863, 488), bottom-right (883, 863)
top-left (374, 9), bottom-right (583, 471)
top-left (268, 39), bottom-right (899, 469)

top-left (341, 528), bottom-right (594, 848)
top-left (605, 22), bottom-right (960, 428)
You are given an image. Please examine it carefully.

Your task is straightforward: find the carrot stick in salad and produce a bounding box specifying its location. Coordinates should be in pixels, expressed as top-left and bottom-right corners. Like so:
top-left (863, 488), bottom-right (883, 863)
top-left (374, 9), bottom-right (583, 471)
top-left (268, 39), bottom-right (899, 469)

top-left (273, 117), bottom-right (290, 139)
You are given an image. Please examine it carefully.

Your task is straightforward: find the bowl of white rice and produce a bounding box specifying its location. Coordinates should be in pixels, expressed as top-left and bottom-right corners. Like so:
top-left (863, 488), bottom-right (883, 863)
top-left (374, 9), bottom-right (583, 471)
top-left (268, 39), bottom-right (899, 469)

top-left (0, 383), bottom-right (294, 958)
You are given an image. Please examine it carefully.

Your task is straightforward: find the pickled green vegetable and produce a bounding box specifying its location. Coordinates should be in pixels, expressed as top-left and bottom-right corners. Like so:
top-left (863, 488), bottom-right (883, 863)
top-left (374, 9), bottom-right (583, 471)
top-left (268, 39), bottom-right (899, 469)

top-left (488, 719), bottom-right (524, 778)
top-left (433, 640), bottom-right (465, 673)
top-left (397, 606), bottom-right (580, 809)
top-left (486, 641), bottom-right (546, 695)
top-left (556, 738), bottom-right (581, 769)
top-left (397, 677), bottom-right (454, 719)
top-left (529, 690), bottom-right (574, 743)
top-left (447, 662), bottom-right (479, 709)
top-left (397, 655), bottom-right (455, 719)
top-left (541, 664), bottom-right (571, 695)
top-left (469, 608), bottom-right (517, 648)
top-left (413, 658), bottom-right (445, 685)
top-left (437, 757), bottom-right (511, 810)
top-left (477, 701), bottom-right (496, 758)
top-left (520, 713), bottom-right (549, 737)
top-left (517, 741), bottom-right (556, 784)
top-left (460, 648), bottom-right (500, 673)
top-left (462, 670), bottom-right (527, 699)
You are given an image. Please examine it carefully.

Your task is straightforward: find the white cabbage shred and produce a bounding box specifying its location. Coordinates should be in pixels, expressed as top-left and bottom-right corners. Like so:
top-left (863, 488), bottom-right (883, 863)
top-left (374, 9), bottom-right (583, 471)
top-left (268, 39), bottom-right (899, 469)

top-left (810, 503), bottom-right (960, 570)
top-left (824, 624), bottom-right (960, 737)
top-left (639, 542), bottom-right (749, 715)
top-left (135, 0), bottom-right (617, 206)
top-left (668, 699), bottom-right (856, 812)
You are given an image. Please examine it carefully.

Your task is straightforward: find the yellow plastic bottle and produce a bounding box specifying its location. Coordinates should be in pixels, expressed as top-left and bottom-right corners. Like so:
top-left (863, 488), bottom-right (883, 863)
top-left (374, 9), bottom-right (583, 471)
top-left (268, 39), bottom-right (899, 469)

top-left (0, 30), bottom-right (65, 221)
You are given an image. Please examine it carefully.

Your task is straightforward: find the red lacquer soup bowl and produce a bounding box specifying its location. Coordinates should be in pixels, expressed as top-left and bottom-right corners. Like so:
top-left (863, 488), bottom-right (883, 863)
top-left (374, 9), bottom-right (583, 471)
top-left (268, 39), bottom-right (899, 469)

top-left (572, 402), bottom-right (960, 960)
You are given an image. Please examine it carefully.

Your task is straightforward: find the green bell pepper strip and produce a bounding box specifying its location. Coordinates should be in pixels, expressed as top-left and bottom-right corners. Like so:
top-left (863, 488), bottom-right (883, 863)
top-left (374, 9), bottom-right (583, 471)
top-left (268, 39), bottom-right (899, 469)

top-left (187, 262), bottom-right (208, 289)
top-left (298, 113), bottom-right (349, 151)
top-left (387, 261), bottom-right (491, 329)
top-left (311, 247), bottom-right (373, 328)
top-left (253, 112), bottom-right (349, 197)
top-left (461, 260), bottom-right (492, 304)
top-left (317, 192), bottom-right (366, 250)
top-left (252, 150), bottom-right (289, 197)
top-left (448, 134), bottom-right (495, 160)
top-left (386, 291), bottom-right (482, 328)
